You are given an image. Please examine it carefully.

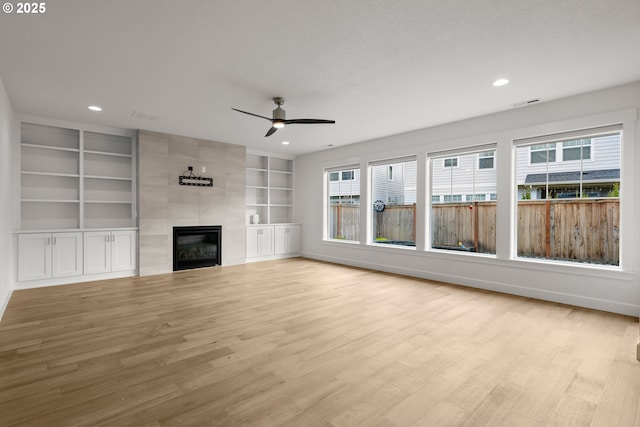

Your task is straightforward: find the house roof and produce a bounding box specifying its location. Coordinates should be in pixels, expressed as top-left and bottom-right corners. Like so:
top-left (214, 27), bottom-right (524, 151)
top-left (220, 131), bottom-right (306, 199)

top-left (524, 169), bottom-right (620, 185)
top-left (0, 1), bottom-right (639, 156)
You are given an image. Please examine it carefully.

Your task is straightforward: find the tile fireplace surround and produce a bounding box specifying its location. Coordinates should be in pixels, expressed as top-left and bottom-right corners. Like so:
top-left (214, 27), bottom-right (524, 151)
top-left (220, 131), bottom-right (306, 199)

top-left (138, 130), bottom-right (246, 275)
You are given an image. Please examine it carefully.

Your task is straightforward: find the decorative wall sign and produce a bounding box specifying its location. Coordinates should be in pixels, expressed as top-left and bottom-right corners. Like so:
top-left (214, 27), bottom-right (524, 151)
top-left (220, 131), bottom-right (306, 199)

top-left (179, 166), bottom-right (213, 187)
top-left (179, 175), bottom-right (213, 187)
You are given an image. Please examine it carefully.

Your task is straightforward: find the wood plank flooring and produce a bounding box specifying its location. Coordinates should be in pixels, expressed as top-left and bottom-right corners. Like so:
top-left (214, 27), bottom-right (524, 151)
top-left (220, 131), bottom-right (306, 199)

top-left (1, 257), bottom-right (639, 426)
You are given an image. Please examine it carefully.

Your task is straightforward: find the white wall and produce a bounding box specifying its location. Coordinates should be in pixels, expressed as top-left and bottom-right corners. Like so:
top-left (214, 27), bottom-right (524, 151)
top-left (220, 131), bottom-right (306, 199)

top-left (295, 82), bottom-right (640, 316)
top-left (0, 75), bottom-right (16, 319)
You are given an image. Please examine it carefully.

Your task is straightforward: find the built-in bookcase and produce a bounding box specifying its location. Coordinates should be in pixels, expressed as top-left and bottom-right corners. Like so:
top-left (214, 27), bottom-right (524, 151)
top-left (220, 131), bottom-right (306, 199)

top-left (19, 122), bottom-right (136, 230)
top-left (245, 154), bottom-right (293, 224)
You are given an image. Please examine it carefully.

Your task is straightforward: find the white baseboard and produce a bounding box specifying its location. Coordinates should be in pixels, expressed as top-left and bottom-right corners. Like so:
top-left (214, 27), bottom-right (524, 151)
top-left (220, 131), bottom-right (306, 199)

top-left (0, 286), bottom-right (12, 322)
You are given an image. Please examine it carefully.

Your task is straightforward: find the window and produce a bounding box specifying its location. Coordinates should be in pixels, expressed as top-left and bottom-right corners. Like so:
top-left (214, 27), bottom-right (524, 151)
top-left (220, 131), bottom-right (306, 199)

top-left (530, 144), bottom-right (556, 163)
top-left (515, 128), bottom-right (621, 266)
top-left (443, 194), bottom-right (462, 202)
top-left (370, 157), bottom-right (417, 247)
top-left (478, 151), bottom-right (495, 169)
top-left (432, 195), bottom-right (441, 203)
top-left (444, 157), bottom-right (458, 167)
top-left (562, 139), bottom-right (591, 161)
top-left (341, 170), bottom-right (355, 180)
top-left (431, 147), bottom-right (497, 255)
top-left (327, 166), bottom-right (360, 242)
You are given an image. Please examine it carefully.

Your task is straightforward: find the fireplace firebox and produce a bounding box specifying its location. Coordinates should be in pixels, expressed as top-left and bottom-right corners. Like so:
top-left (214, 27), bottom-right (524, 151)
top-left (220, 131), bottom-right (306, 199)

top-left (173, 226), bottom-right (221, 271)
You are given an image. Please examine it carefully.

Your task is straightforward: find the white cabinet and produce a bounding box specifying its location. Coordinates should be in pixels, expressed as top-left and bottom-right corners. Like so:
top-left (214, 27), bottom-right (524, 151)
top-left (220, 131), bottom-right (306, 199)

top-left (274, 225), bottom-right (300, 255)
top-left (18, 232), bottom-right (83, 281)
top-left (84, 230), bottom-right (137, 275)
top-left (246, 224), bottom-right (300, 260)
top-left (246, 226), bottom-right (274, 258)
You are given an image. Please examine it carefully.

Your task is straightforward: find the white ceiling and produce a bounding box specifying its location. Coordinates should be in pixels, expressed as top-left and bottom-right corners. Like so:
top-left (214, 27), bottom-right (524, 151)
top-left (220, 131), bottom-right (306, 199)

top-left (1, 0), bottom-right (639, 156)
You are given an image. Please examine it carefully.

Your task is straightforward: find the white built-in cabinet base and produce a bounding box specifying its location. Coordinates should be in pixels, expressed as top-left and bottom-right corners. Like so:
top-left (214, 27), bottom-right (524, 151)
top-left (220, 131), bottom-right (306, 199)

top-left (246, 224), bottom-right (301, 262)
top-left (16, 228), bottom-right (137, 289)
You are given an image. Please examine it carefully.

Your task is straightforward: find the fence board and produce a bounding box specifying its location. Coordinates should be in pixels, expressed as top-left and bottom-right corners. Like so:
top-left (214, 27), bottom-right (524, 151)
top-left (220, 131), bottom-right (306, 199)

top-left (330, 199), bottom-right (619, 265)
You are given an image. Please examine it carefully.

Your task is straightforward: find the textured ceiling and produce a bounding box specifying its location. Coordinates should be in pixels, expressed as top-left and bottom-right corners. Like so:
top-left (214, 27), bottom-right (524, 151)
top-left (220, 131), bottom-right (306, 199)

top-left (1, 0), bottom-right (639, 156)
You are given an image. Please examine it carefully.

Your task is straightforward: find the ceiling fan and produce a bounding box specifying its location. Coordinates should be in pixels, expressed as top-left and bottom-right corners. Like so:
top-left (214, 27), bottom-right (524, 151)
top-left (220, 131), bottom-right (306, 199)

top-left (232, 97), bottom-right (335, 137)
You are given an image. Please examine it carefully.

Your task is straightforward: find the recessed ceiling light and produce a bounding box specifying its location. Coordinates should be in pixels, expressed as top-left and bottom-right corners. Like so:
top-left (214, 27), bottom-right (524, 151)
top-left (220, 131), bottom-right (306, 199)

top-left (492, 78), bottom-right (509, 87)
top-left (88, 105), bottom-right (102, 111)
top-left (282, 141), bottom-right (290, 145)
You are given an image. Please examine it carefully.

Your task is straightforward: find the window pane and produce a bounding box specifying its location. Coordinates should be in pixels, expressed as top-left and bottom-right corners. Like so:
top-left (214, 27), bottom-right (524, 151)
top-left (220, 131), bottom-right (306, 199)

top-left (327, 168), bottom-right (360, 241)
top-left (371, 159), bottom-right (416, 247)
top-left (444, 158), bottom-right (457, 167)
top-left (431, 150), bottom-right (497, 255)
top-left (516, 132), bottom-right (621, 265)
top-left (531, 144), bottom-right (556, 163)
top-left (478, 151), bottom-right (495, 169)
top-left (341, 170), bottom-right (354, 180)
top-left (562, 139), bottom-right (592, 161)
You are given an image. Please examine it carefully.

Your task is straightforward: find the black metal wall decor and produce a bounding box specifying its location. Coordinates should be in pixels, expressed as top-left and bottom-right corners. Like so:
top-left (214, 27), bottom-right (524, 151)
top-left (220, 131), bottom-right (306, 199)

top-left (179, 166), bottom-right (213, 187)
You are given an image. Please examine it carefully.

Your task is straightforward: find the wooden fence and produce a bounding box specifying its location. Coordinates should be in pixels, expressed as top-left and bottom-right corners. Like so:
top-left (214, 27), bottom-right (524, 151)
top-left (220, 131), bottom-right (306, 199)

top-left (330, 199), bottom-right (619, 265)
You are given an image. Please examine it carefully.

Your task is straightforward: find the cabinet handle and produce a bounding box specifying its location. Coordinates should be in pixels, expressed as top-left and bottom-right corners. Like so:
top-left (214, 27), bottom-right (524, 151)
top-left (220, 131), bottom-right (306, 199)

top-left (53, 237), bottom-right (56, 245)
top-left (111, 235), bottom-right (115, 242)
top-left (47, 237), bottom-right (51, 245)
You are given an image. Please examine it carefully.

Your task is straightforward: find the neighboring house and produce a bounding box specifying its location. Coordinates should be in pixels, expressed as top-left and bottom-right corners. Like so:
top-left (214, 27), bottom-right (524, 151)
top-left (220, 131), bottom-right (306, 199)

top-left (330, 133), bottom-right (620, 205)
top-left (329, 162), bottom-right (417, 206)
top-left (515, 133), bottom-right (620, 199)
top-left (431, 151), bottom-right (497, 203)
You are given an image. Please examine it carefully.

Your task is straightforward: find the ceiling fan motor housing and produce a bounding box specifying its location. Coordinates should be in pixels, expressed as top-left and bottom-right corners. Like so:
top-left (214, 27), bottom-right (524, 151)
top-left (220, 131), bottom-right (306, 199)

top-left (273, 97), bottom-right (286, 120)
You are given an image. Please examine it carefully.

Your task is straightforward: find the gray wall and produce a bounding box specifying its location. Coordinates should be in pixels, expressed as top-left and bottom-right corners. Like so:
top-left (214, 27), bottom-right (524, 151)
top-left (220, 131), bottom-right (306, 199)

top-left (0, 75), bottom-right (16, 319)
top-left (138, 130), bottom-right (246, 275)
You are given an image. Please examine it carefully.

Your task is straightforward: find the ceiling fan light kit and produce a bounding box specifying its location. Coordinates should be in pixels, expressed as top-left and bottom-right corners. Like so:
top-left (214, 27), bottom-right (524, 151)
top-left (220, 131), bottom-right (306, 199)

top-left (232, 97), bottom-right (335, 137)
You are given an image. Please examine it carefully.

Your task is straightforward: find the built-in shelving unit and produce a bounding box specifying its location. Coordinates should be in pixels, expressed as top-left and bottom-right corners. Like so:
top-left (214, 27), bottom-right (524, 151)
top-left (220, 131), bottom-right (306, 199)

top-left (245, 153), bottom-right (293, 224)
top-left (17, 121), bottom-right (138, 287)
top-left (19, 122), bottom-right (136, 230)
top-left (20, 123), bottom-right (81, 229)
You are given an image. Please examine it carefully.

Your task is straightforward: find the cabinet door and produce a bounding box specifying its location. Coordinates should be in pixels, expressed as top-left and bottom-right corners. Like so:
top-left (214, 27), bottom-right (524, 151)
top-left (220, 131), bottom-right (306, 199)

top-left (18, 233), bottom-right (52, 281)
top-left (51, 232), bottom-right (83, 278)
top-left (247, 227), bottom-right (274, 258)
top-left (274, 226), bottom-right (300, 255)
top-left (274, 226), bottom-right (287, 255)
top-left (111, 230), bottom-right (137, 272)
top-left (246, 227), bottom-right (261, 258)
top-left (259, 227), bottom-right (274, 256)
top-left (84, 231), bottom-right (111, 275)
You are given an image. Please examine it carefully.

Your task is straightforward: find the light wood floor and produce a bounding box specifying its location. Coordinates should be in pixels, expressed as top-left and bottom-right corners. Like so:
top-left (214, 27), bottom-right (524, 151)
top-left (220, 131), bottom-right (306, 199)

top-left (1, 258), bottom-right (639, 427)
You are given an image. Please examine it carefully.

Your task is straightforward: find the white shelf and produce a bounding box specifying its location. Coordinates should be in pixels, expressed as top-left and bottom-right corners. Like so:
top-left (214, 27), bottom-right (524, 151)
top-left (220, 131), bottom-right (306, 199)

top-left (22, 171), bottom-right (80, 178)
top-left (85, 200), bottom-right (133, 204)
top-left (84, 149), bottom-right (133, 158)
top-left (21, 143), bottom-right (80, 153)
top-left (20, 121), bottom-right (136, 230)
top-left (85, 175), bottom-right (133, 181)
top-left (22, 199), bottom-right (80, 203)
top-left (245, 154), bottom-right (294, 225)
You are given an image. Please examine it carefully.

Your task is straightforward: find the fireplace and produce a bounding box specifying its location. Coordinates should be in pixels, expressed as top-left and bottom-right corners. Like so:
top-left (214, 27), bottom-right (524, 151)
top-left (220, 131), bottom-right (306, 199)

top-left (173, 226), bottom-right (221, 271)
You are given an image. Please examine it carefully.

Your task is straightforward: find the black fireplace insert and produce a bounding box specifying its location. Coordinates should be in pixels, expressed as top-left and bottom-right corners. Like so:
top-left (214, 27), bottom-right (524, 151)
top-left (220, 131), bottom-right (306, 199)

top-left (173, 225), bottom-right (221, 271)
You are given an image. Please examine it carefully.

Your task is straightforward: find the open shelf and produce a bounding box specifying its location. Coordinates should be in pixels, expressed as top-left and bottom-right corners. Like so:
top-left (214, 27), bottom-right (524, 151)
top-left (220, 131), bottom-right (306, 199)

top-left (245, 153), bottom-right (294, 225)
top-left (20, 121), bottom-right (136, 230)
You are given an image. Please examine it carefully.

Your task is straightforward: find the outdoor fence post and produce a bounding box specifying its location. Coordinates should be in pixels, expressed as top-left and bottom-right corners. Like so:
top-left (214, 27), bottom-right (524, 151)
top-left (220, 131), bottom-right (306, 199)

top-left (545, 200), bottom-right (551, 259)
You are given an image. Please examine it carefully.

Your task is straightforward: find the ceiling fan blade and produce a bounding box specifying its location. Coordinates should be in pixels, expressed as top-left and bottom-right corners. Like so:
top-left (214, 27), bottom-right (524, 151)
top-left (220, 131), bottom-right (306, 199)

top-left (265, 126), bottom-right (278, 137)
top-left (284, 119), bottom-right (335, 125)
top-left (231, 108), bottom-right (272, 121)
